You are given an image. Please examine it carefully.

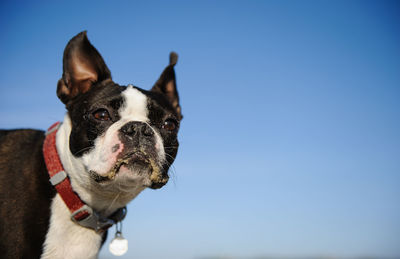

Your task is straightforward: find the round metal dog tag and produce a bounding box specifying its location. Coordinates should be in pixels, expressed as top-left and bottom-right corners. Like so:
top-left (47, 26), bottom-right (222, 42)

top-left (109, 236), bottom-right (128, 256)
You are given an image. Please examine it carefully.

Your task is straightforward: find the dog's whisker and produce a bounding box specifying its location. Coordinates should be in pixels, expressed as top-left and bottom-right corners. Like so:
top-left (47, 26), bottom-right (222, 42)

top-left (73, 146), bottom-right (92, 155)
top-left (106, 192), bottom-right (120, 215)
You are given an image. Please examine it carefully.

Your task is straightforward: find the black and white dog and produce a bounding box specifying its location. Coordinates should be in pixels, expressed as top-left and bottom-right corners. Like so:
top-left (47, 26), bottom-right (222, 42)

top-left (0, 31), bottom-right (182, 258)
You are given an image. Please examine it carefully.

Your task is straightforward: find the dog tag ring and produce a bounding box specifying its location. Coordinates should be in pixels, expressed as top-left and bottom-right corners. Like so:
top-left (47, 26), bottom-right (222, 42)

top-left (109, 222), bottom-right (128, 256)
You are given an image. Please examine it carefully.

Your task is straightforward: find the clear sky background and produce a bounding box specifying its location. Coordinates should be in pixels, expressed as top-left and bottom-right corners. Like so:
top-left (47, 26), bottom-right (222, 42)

top-left (1, 1), bottom-right (399, 259)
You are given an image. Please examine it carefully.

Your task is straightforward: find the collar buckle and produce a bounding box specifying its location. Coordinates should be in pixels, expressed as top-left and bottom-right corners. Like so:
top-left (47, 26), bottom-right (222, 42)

top-left (71, 205), bottom-right (115, 233)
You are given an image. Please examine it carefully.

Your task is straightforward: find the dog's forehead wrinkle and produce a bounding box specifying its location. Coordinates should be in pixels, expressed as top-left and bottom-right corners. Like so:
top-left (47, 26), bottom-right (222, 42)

top-left (89, 87), bottom-right (123, 108)
top-left (68, 83), bottom-right (123, 112)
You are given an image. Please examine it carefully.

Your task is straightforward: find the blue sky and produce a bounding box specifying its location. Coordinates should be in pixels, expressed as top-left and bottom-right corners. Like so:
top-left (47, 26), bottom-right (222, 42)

top-left (1, 1), bottom-right (399, 258)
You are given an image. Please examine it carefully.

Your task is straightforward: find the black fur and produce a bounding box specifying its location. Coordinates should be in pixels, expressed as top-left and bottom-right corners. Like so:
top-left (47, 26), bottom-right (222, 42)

top-left (0, 130), bottom-right (56, 258)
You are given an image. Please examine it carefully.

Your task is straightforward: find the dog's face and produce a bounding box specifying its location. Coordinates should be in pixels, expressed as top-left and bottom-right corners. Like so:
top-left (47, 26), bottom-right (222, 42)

top-left (57, 32), bottom-right (181, 190)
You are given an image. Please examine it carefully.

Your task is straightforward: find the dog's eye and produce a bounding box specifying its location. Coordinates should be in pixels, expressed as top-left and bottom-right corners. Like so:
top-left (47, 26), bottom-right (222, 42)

top-left (162, 118), bottom-right (178, 131)
top-left (93, 109), bottom-right (111, 121)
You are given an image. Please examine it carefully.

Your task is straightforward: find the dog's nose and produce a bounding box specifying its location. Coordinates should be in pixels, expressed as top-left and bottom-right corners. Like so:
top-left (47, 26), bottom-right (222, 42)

top-left (121, 121), bottom-right (154, 137)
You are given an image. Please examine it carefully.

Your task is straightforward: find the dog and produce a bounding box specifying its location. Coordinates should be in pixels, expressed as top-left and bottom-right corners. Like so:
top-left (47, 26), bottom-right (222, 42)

top-left (0, 31), bottom-right (182, 258)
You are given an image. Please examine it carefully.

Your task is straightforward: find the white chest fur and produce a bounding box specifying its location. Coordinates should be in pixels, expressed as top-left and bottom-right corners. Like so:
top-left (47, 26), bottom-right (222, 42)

top-left (41, 194), bottom-right (103, 259)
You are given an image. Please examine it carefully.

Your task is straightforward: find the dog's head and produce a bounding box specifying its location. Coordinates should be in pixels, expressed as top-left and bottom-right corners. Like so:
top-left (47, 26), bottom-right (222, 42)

top-left (57, 32), bottom-right (181, 191)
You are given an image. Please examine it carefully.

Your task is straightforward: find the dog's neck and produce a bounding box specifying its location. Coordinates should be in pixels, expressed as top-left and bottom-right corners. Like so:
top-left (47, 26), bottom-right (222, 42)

top-left (56, 115), bottom-right (146, 217)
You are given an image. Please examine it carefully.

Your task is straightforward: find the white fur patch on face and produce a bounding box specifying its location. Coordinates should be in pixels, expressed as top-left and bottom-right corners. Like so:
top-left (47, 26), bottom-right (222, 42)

top-left (120, 85), bottom-right (149, 123)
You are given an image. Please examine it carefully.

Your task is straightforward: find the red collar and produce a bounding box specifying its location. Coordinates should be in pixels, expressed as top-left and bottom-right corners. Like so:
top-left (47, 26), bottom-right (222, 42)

top-left (43, 122), bottom-right (126, 233)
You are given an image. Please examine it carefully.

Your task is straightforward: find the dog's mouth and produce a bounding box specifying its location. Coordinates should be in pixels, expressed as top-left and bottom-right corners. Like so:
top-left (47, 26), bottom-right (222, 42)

top-left (89, 152), bottom-right (168, 189)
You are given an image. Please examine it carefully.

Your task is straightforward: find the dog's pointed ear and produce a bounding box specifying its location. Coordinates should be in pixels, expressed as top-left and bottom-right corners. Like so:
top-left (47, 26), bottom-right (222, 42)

top-left (57, 31), bottom-right (111, 104)
top-left (151, 52), bottom-right (182, 119)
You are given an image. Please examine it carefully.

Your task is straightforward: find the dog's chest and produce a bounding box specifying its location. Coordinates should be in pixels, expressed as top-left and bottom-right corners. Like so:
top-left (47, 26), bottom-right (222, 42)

top-left (41, 195), bottom-right (103, 259)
